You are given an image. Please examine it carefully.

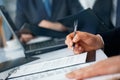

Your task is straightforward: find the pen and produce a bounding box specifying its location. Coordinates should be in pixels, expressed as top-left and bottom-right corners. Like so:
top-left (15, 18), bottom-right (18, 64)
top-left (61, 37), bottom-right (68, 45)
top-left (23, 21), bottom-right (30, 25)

top-left (73, 20), bottom-right (78, 48)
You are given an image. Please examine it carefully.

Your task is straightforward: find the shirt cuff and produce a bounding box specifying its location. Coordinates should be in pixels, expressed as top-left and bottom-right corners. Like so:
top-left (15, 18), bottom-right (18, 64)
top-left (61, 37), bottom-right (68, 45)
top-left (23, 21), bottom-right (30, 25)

top-left (96, 34), bottom-right (104, 45)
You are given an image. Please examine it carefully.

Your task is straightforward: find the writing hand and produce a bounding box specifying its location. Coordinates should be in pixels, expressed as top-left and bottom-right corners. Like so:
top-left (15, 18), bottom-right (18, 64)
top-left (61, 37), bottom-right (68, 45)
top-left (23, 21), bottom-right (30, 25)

top-left (65, 31), bottom-right (104, 54)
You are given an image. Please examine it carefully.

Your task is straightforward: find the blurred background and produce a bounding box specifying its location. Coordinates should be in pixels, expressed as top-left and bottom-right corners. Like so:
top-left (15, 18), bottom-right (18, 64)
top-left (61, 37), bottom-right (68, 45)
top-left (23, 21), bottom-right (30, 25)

top-left (1, 0), bottom-right (16, 22)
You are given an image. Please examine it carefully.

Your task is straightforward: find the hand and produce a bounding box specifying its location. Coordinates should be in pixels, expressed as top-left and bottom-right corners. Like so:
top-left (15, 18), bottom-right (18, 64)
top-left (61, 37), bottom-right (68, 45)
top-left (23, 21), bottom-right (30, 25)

top-left (38, 20), bottom-right (68, 32)
top-left (20, 33), bottom-right (35, 43)
top-left (66, 56), bottom-right (120, 80)
top-left (18, 28), bottom-right (35, 43)
top-left (65, 31), bottom-right (104, 54)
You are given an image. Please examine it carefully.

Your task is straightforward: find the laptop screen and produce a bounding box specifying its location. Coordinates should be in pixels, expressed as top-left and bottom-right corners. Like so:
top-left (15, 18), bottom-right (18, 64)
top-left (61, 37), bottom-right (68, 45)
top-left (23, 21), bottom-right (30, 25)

top-left (0, 6), bottom-right (25, 62)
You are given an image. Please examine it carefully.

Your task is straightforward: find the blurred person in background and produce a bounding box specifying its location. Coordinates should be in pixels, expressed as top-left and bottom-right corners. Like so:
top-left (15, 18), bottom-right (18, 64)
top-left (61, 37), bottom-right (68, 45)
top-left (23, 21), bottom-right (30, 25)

top-left (0, 0), bottom-right (3, 5)
top-left (79, 0), bottom-right (117, 30)
top-left (15, 0), bottom-right (82, 43)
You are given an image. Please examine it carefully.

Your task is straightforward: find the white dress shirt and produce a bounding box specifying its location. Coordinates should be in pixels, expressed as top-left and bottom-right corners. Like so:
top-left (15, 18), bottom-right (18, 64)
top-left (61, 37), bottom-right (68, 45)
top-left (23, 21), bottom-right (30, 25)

top-left (79, 0), bottom-right (96, 9)
top-left (79, 0), bottom-right (118, 26)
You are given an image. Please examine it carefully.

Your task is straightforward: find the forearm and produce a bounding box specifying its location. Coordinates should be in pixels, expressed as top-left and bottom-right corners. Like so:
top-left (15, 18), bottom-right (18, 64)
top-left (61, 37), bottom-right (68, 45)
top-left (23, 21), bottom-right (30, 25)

top-left (38, 20), bottom-right (54, 29)
top-left (39, 20), bottom-right (67, 31)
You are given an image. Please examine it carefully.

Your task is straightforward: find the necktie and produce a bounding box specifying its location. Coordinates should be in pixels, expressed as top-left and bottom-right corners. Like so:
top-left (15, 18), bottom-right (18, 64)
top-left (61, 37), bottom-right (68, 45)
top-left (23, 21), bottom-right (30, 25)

top-left (44, 0), bottom-right (52, 17)
top-left (116, 0), bottom-right (120, 27)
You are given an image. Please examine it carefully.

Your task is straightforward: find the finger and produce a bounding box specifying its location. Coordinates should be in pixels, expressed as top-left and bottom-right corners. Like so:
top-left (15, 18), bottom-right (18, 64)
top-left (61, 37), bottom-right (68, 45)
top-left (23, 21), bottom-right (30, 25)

top-left (66, 71), bottom-right (76, 79)
top-left (22, 38), bottom-right (29, 43)
top-left (21, 34), bottom-right (33, 43)
top-left (20, 35), bottom-right (26, 43)
top-left (77, 46), bottom-right (84, 53)
top-left (65, 33), bottom-right (74, 46)
top-left (73, 44), bottom-right (80, 54)
top-left (73, 31), bottom-right (83, 43)
top-left (66, 68), bottom-right (84, 79)
top-left (65, 39), bottom-right (73, 47)
top-left (25, 37), bottom-right (31, 42)
top-left (73, 32), bottom-right (89, 43)
top-left (73, 44), bottom-right (84, 54)
top-left (66, 65), bottom-right (94, 79)
top-left (73, 47), bottom-right (84, 54)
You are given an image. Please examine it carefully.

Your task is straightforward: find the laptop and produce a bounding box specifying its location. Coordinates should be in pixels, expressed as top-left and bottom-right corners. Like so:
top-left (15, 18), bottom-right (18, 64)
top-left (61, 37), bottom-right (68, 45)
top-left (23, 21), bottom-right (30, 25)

top-left (0, 6), bottom-right (39, 74)
top-left (0, 6), bottom-right (67, 57)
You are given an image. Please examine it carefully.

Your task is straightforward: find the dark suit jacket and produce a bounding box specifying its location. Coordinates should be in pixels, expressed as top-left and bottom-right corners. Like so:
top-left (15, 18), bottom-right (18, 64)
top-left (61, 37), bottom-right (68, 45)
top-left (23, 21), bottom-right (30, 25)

top-left (93, 0), bottom-right (114, 29)
top-left (100, 27), bottom-right (120, 57)
top-left (15, 0), bottom-right (82, 30)
top-left (78, 0), bottom-right (114, 31)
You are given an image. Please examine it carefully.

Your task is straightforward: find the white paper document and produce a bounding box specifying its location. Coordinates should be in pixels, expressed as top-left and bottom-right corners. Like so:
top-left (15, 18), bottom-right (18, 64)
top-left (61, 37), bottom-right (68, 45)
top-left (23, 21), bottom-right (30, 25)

top-left (8, 62), bottom-right (94, 80)
top-left (8, 52), bottom-right (87, 80)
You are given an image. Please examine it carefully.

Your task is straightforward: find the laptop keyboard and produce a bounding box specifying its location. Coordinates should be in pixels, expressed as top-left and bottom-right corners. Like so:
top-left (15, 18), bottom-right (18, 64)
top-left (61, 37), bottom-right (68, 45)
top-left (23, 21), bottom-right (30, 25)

top-left (25, 39), bottom-right (65, 50)
top-left (24, 39), bottom-right (67, 56)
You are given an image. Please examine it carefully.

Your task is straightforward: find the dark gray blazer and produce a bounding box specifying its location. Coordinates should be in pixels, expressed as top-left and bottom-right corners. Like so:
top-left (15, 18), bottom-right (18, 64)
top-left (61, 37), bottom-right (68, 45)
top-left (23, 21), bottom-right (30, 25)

top-left (100, 27), bottom-right (120, 57)
top-left (15, 0), bottom-right (82, 30)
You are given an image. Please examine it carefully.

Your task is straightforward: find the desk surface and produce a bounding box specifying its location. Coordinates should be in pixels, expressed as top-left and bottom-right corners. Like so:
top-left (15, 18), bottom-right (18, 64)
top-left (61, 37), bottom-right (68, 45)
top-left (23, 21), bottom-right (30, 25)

top-left (0, 48), bottom-right (107, 79)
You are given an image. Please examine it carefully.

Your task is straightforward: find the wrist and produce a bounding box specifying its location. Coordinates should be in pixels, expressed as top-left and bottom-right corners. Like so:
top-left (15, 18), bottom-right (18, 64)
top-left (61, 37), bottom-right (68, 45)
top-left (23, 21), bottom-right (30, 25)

top-left (96, 34), bottom-right (104, 49)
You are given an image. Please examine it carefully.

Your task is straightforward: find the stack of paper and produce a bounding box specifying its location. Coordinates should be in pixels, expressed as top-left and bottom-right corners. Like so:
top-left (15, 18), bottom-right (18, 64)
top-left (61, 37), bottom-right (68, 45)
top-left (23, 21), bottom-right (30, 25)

top-left (8, 53), bottom-right (88, 80)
